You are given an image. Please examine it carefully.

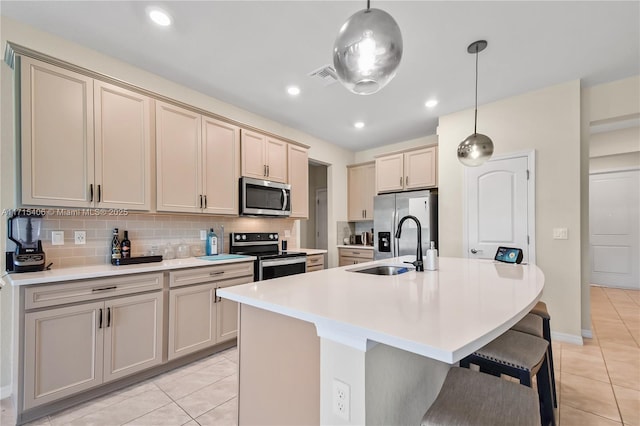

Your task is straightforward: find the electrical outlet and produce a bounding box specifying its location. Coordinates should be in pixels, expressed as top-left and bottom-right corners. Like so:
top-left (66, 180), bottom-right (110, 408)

top-left (332, 379), bottom-right (350, 421)
top-left (200, 230), bottom-right (207, 240)
top-left (74, 230), bottom-right (86, 245)
top-left (51, 231), bottom-right (64, 245)
top-left (284, 230), bottom-right (291, 238)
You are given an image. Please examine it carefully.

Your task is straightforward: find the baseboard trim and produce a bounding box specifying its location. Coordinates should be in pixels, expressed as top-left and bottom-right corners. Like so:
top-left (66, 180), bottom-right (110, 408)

top-left (0, 384), bottom-right (12, 400)
top-left (551, 331), bottom-right (583, 345)
top-left (582, 329), bottom-right (593, 339)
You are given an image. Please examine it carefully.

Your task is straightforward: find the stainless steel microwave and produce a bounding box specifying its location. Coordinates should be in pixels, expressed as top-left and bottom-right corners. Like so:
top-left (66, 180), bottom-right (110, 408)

top-left (239, 177), bottom-right (291, 217)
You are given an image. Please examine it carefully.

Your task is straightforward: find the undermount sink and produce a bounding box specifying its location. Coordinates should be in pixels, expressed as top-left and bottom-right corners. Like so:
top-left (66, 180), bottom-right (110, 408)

top-left (349, 265), bottom-right (414, 276)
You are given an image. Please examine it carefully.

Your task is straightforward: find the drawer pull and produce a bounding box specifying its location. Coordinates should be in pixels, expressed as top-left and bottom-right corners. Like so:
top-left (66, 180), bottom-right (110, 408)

top-left (92, 286), bottom-right (117, 292)
top-left (352, 252), bottom-right (360, 255)
top-left (209, 271), bottom-right (225, 276)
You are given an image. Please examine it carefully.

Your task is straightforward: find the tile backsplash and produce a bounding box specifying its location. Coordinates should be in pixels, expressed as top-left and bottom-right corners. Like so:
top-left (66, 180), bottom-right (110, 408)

top-left (27, 213), bottom-right (297, 269)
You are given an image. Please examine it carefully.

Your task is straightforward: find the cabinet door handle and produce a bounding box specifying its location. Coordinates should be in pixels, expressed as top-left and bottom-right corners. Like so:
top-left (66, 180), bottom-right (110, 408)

top-left (264, 165), bottom-right (267, 176)
top-left (217, 287), bottom-right (222, 302)
top-left (99, 308), bottom-right (103, 329)
top-left (209, 271), bottom-right (225, 276)
top-left (107, 307), bottom-right (111, 327)
top-left (92, 286), bottom-right (117, 292)
top-left (405, 176), bottom-right (408, 186)
top-left (400, 176), bottom-right (403, 186)
top-left (98, 185), bottom-right (102, 203)
top-left (89, 184), bottom-right (94, 202)
top-left (199, 195), bottom-right (203, 209)
top-left (267, 165), bottom-right (270, 177)
top-left (203, 195), bottom-right (207, 209)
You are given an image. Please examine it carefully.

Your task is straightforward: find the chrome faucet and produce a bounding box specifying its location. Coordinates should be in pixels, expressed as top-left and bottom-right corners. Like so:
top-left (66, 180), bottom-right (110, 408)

top-left (394, 215), bottom-right (424, 272)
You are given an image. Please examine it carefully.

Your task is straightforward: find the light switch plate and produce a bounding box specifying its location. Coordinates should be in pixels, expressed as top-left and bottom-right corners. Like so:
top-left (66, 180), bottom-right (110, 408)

top-left (284, 230), bottom-right (291, 238)
top-left (51, 231), bottom-right (64, 245)
top-left (553, 228), bottom-right (568, 240)
top-left (200, 230), bottom-right (207, 241)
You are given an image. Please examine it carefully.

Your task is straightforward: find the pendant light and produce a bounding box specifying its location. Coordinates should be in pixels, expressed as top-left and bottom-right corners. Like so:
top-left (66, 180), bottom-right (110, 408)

top-left (333, 0), bottom-right (403, 95)
top-left (457, 40), bottom-right (494, 167)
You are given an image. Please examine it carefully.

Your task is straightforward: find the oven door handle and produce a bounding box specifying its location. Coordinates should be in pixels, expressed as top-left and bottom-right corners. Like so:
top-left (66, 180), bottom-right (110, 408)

top-left (260, 257), bottom-right (307, 268)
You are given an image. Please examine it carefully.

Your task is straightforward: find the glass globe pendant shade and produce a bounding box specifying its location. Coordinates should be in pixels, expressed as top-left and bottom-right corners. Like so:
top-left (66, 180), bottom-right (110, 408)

top-left (333, 8), bottom-right (403, 95)
top-left (457, 133), bottom-right (494, 167)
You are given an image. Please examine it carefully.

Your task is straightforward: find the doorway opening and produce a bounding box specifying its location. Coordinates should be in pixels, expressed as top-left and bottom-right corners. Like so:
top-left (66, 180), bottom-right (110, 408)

top-left (300, 161), bottom-right (328, 249)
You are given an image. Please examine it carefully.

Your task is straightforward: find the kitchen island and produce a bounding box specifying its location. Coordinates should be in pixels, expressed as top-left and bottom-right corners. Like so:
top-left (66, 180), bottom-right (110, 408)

top-left (218, 256), bottom-right (544, 425)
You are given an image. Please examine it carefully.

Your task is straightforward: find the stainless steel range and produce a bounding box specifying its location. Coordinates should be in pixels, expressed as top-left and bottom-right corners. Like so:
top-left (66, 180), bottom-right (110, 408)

top-left (229, 232), bottom-right (306, 281)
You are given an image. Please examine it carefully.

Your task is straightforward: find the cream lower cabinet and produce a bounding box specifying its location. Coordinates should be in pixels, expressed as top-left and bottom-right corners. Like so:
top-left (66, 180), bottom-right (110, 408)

top-left (168, 262), bottom-right (253, 360)
top-left (306, 254), bottom-right (325, 272)
top-left (23, 291), bottom-right (163, 410)
top-left (338, 248), bottom-right (374, 266)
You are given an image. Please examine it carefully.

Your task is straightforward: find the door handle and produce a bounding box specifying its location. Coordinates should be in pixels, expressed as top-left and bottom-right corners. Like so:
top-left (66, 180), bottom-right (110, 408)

top-left (267, 165), bottom-right (270, 177)
top-left (264, 165), bottom-right (267, 176)
top-left (470, 248), bottom-right (483, 254)
top-left (200, 195), bottom-right (203, 209)
top-left (203, 195), bottom-right (207, 209)
top-left (99, 308), bottom-right (103, 329)
top-left (406, 176), bottom-right (408, 186)
top-left (98, 185), bottom-right (101, 203)
top-left (400, 176), bottom-right (402, 186)
top-left (107, 307), bottom-right (111, 327)
top-left (89, 184), bottom-right (94, 202)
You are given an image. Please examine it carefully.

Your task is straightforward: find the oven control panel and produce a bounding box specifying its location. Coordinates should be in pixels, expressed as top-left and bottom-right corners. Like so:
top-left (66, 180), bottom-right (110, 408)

top-left (230, 232), bottom-right (279, 245)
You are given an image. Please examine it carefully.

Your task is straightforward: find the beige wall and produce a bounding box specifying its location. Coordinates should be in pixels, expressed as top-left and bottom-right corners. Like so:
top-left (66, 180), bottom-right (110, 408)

top-left (438, 80), bottom-right (583, 339)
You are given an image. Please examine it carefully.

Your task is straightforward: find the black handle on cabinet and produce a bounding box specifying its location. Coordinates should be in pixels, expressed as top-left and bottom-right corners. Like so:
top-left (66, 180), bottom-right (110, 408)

top-left (90, 184), bottom-right (94, 202)
top-left (204, 195), bottom-right (207, 209)
top-left (92, 286), bottom-right (117, 292)
top-left (264, 165), bottom-right (267, 176)
top-left (107, 307), bottom-right (111, 327)
top-left (406, 176), bottom-right (408, 186)
top-left (217, 287), bottom-right (222, 302)
top-left (98, 185), bottom-right (102, 202)
top-left (199, 195), bottom-right (203, 209)
top-left (267, 165), bottom-right (270, 177)
top-left (99, 308), bottom-right (103, 329)
top-left (400, 176), bottom-right (402, 186)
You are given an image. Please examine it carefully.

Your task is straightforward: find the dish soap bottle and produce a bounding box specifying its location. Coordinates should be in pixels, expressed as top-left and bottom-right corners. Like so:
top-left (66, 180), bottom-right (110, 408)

top-left (111, 228), bottom-right (121, 260)
top-left (206, 228), bottom-right (218, 256)
top-left (120, 230), bottom-right (131, 259)
top-left (425, 241), bottom-right (438, 271)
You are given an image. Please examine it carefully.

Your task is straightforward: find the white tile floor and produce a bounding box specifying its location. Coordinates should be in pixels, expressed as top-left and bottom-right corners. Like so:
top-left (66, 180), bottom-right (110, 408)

top-left (2, 286), bottom-right (639, 425)
top-left (1, 347), bottom-right (238, 426)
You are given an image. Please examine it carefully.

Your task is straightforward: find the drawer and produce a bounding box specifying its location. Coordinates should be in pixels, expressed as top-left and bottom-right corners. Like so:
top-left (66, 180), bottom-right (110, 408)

top-left (339, 256), bottom-right (371, 267)
top-left (338, 248), bottom-right (373, 260)
top-left (307, 265), bottom-right (324, 273)
top-left (170, 261), bottom-right (254, 288)
top-left (24, 272), bottom-right (163, 310)
top-left (306, 254), bottom-right (324, 268)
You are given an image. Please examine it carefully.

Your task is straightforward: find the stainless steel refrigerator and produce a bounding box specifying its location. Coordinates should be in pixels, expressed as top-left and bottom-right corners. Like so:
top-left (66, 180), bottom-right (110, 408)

top-left (373, 190), bottom-right (438, 260)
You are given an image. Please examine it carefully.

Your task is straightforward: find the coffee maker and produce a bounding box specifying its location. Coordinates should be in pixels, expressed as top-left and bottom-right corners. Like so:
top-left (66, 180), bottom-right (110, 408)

top-left (6, 213), bottom-right (46, 272)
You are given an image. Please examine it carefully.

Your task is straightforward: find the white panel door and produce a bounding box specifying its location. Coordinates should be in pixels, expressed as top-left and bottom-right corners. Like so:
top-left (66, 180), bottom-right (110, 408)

top-left (590, 170), bottom-right (640, 289)
top-left (466, 156), bottom-right (530, 262)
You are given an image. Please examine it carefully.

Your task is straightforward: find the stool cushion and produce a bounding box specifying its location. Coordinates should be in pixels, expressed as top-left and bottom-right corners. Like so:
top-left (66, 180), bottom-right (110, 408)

top-left (421, 367), bottom-right (540, 426)
top-left (473, 330), bottom-right (548, 372)
top-left (511, 313), bottom-right (543, 338)
top-left (530, 301), bottom-right (550, 320)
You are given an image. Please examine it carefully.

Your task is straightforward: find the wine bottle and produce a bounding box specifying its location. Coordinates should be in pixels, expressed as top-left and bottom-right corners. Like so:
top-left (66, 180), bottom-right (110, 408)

top-left (121, 230), bottom-right (131, 259)
top-left (206, 228), bottom-right (218, 256)
top-left (111, 228), bottom-right (121, 260)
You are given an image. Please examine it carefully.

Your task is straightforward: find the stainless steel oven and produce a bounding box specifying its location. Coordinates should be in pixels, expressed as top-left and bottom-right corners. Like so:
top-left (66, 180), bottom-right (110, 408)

top-left (229, 232), bottom-right (306, 281)
top-left (239, 177), bottom-right (291, 217)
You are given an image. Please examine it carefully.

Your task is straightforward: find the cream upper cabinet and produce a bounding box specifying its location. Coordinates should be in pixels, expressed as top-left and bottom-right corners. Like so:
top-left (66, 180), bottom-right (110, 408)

top-left (20, 56), bottom-right (95, 207)
top-left (348, 162), bottom-right (375, 221)
top-left (241, 130), bottom-right (288, 183)
top-left (375, 153), bottom-right (404, 193)
top-left (288, 144), bottom-right (309, 218)
top-left (376, 146), bottom-right (438, 193)
top-left (202, 116), bottom-right (240, 215)
top-left (20, 56), bottom-right (152, 210)
top-left (156, 102), bottom-right (240, 214)
top-left (94, 81), bottom-right (152, 210)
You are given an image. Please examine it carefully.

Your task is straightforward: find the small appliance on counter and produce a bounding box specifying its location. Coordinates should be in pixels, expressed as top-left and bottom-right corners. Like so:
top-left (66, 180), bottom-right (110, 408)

top-left (6, 212), bottom-right (46, 272)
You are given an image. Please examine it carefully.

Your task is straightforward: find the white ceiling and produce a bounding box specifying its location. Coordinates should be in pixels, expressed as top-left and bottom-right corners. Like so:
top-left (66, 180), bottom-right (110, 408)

top-left (1, 1), bottom-right (638, 151)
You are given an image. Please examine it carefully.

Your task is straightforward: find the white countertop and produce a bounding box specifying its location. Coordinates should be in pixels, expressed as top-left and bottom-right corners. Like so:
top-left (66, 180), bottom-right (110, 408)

top-left (218, 256), bottom-right (544, 364)
top-left (5, 255), bottom-right (256, 286)
top-left (295, 248), bottom-right (328, 255)
top-left (337, 244), bottom-right (375, 250)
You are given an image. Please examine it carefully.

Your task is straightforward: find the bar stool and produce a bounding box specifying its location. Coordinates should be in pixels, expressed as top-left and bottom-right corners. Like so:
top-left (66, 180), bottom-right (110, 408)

top-left (459, 330), bottom-right (555, 426)
top-left (421, 367), bottom-right (540, 426)
top-left (512, 303), bottom-right (557, 407)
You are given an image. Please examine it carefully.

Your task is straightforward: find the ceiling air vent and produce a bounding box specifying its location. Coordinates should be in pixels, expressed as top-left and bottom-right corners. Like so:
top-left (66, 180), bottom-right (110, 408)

top-left (308, 65), bottom-right (338, 87)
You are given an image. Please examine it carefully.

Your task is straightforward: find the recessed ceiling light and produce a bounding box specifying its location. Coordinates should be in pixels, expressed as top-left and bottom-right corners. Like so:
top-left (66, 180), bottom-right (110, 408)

top-left (148, 7), bottom-right (172, 26)
top-left (425, 99), bottom-right (438, 108)
top-left (354, 122), bottom-right (365, 129)
top-left (287, 86), bottom-right (301, 96)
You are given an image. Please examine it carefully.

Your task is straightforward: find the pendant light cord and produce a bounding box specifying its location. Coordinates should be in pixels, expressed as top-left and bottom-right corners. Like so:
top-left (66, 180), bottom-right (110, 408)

top-left (474, 45), bottom-right (479, 135)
